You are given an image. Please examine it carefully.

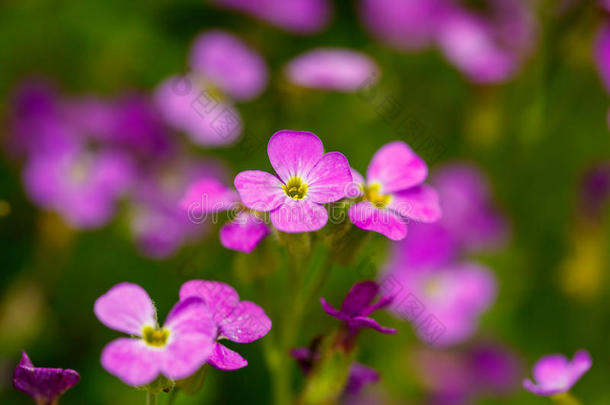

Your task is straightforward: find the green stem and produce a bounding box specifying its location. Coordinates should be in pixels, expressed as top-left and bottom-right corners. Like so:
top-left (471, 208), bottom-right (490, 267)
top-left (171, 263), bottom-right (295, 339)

top-left (167, 389), bottom-right (179, 405)
top-left (146, 392), bottom-right (158, 405)
top-left (551, 392), bottom-right (582, 405)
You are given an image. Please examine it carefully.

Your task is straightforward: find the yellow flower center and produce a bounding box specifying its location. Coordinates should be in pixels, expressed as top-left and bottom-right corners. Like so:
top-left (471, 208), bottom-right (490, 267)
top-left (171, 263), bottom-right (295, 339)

top-left (363, 183), bottom-right (392, 208)
top-left (142, 326), bottom-right (170, 347)
top-left (283, 177), bottom-right (308, 199)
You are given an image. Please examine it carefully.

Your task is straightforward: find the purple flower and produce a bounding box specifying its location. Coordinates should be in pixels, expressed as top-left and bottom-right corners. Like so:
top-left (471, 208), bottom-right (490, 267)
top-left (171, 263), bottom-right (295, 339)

top-left (94, 283), bottom-right (216, 386)
top-left (523, 350), bottom-right (592, 396)
top-left (436, 0), bottom-right (537, 84)
top-left (595, 22), bottom-right (610, 94)
top-left (180, 178), bottom-right (270, 253)
top-left (359, 0), bottom-right (446, 51)
top-left (580, 163), bottom-right (610, 220)
top-left (179, 280), bottom-right (271, 370)
top-left (129, 159), bottom-right (226, 258)
top-left (320, 281), bottom-right (396, 336)
top-left (154, 74), bottom-right (243, 147)
top-left (348, 141), bottom-right (441, 241)
top-left (385, 262), bottom-right (497, 346)
top-left (285, 48), bottom-right (378, 92)
top-left (189, 30), bottom-right (268, 102)
top-left (13, 351), bottom-right (80, 405)
top-left (213, 0), bottom-right (332, 34)
top-left (235, 130), bottom-right (352, 233)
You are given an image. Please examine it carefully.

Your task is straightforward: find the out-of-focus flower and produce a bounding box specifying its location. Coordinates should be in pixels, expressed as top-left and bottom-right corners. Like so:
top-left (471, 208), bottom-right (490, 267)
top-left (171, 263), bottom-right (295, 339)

top-left (413, 342), bottom-right (523, 404)
top-left (523, 350), bottom-right (592, 396)
top-left (595, 23), bottom-right (610, 94)
top-left (321, 281), bottom-right (396, 336)
top-left (213, 0), bottom-right (331, 34)
top-left (602, 0), bottom-right (610, 13)
top-left (359, 0), bottom-right (446, 51)
top-left (387, 262), bottom-right (496, 346)
top-left (154, 74), bottom-right (243, 146)
top-left (235, 130), bottom-right (352, 233)
top-left (580, 162), bottom-right (610, 220)
top-left (94, 283), bottom-right (216, 386)
top-left (189, 30), bottom-right (268, 102)
top-left (180, 178), bottom-right (270, 253)
top-left (179, 280), bottom-right (271, 370)
top-left (285, 48), bottom-right (378, 92)
top-left (13, 351), bottom-right (80, 405)
top-left (129, 159), bottom-right (225, 258)
top-left (436, 0), bottom-right (537, 84)
top-left (348, 141), bottom-right (441, 241)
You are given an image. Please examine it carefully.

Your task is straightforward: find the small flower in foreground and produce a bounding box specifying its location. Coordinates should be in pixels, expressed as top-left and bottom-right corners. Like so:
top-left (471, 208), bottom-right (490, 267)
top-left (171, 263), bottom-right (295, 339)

top-left (180, 178), bottom-right (270, 253)
top-left (320, 281), bottom-right (396, 336)
top-left (180, 280), bottom-right (271, 370)
top-left (13, 351), bottom-right (80, 405)
top-left (348, 141), bottom-right (441, 241)
top-left (94, 283), bottom-right (216, 386)
top-left (523, 350), bottom-right (592, 396)
top-left (235, 130), bottom-right (352, 233)
top-left (285, 48), bottom-right (378, 92)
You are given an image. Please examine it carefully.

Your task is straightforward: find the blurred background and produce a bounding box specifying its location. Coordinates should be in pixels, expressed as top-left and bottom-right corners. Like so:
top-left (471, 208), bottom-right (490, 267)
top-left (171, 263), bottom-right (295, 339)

top-left (0, 0), bottom-right (609, 404)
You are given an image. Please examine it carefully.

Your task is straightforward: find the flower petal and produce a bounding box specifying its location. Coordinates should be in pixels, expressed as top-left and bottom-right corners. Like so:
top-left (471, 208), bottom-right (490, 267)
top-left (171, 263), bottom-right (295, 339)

top-left (101, 338), bottom-right (161, 386)
top-left (305, 152), bottom-right (353, 203)
top-left (390, 185), bottom-right (441, 223)
top-left (270, 199), bottom-right (328, 233)
top-left (340, 281), bottom-right (379, 317)
top-left (571, 350), bottom-right (593, 379)
top-left (320, 298), bottom-right (350, 321)
top-left (179, 280), bottom-right (240, 324)
top-left (345, 363), bottom-right (380, 395)
top-left (234, 170), bottom-right (285, 212)
top-left (180, 178), bottom-right (239, 215)
top-left (596, 23), bottom-right (610, 94)
top-left (94, 283), bottom-right (156, 335)
top-left (267, 130), bottom-right (324, 182)
top-left (348, 201), bottom-right (407, 241)
top-left (220, 212), bottom-right (270, 253)
top-left (208, 343), bottom-right (248, 370)
top-left (349, 316), bottom-right (397, 334)
top-left (366, 141), bottom-right (427, 193)
top-left (219, 301), bottom-right (272, 343)
top-left (347, 168), bottom-right (365, 198)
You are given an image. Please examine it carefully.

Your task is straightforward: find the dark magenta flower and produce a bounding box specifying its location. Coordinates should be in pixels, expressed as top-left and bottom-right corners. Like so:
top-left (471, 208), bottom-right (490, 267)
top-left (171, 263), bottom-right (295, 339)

top-left (13, 351), bottom-right (80, 405)
top-left (180, 177), bottom-right (270, 253)
top-left (523, 350), bottom-right (592, 396)
top-left (580, 163), bottom-right (610, 220)
top-left (348, 141), bottom-right (441, 241)
top-left (285, 48), bottom-right (378, 92)
top-left (320, 281), bottom-right (396, 335)
top-left (235, 130), bottom-right (352, 233)
top-left (94, 283), bottom-right (216, 386)
top-left (180, 280), bottom-right (271, 370)
top-left (595, 22), bottom-right (610, 94)
top-left (213, 0), bottom-right (332, 34)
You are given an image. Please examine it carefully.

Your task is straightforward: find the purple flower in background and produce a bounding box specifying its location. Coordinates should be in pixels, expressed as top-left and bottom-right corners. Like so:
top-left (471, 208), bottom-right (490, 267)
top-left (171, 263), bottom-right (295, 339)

top-left (129, 159), bottom-right (226, 258)
top-left (13, 351), bottom-right (80, 405)
top-left (235, 130), bottom-right (352, 233)
top-left (94, 283), bottom-right (216, 386)
top-left (213, 0), bottom-right (331, 34)
top-left (436, 0), bottom-right (537, 84)
top-left (348, 141), bottom-right (441, 241)
top-left (595, 22), bottom-right (610, 94)
top-left (154, 74), bottom-right (243, 147)
top-left (385, 262), bottom-right (497, 346)
top-left (359, 0), bottom-right (445, 51)
top-left (180, 178), bottom-right (270, 253)
top-left (523, 350), bottom-right (592, 396)
top-left (602, 0), bottom-right (610, 12)
top-left (285, 48), bottom-right (378, 92)
top-left (180, 280), bottom-right (271, 370)
top-left (580, 163), bottom-right (610, 220)
top-left (189, 30), bottom-right (268, 102)
top-left (321, 281), bottom-right (396, 336)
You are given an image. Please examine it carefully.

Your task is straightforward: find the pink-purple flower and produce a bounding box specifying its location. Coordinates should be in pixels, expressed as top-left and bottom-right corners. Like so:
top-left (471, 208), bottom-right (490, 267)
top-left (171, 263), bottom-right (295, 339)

top-left (348, 141), bottom-right (441, 241)
top-left (235, 130), bottom-right (352, 233)
top-left (320, 281), bottom-right (396, 336)
top-left (595, 22), bottom-right (610, 94)
top-left (523, 350), bottom-right (592, 396)
top-left (180, 178), bottom-right (270, 253)
top-left (13, 351), bottom-right (80, 405)
top-left (94, 283), bottom-right (216, 385)
top-left (285, 48), bottom-right (378, 92)
top-left (179, 280), bottom-right (271, 370)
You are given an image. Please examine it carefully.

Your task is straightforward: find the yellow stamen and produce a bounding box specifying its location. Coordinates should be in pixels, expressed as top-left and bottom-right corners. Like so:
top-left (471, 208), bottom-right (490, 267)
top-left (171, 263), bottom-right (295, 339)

top-left (363, 183), bottom-right (391, 208)
top-left (282, 177), bottom-right (308, 199)
top-left (142, 326), bottom-right (170, 347)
